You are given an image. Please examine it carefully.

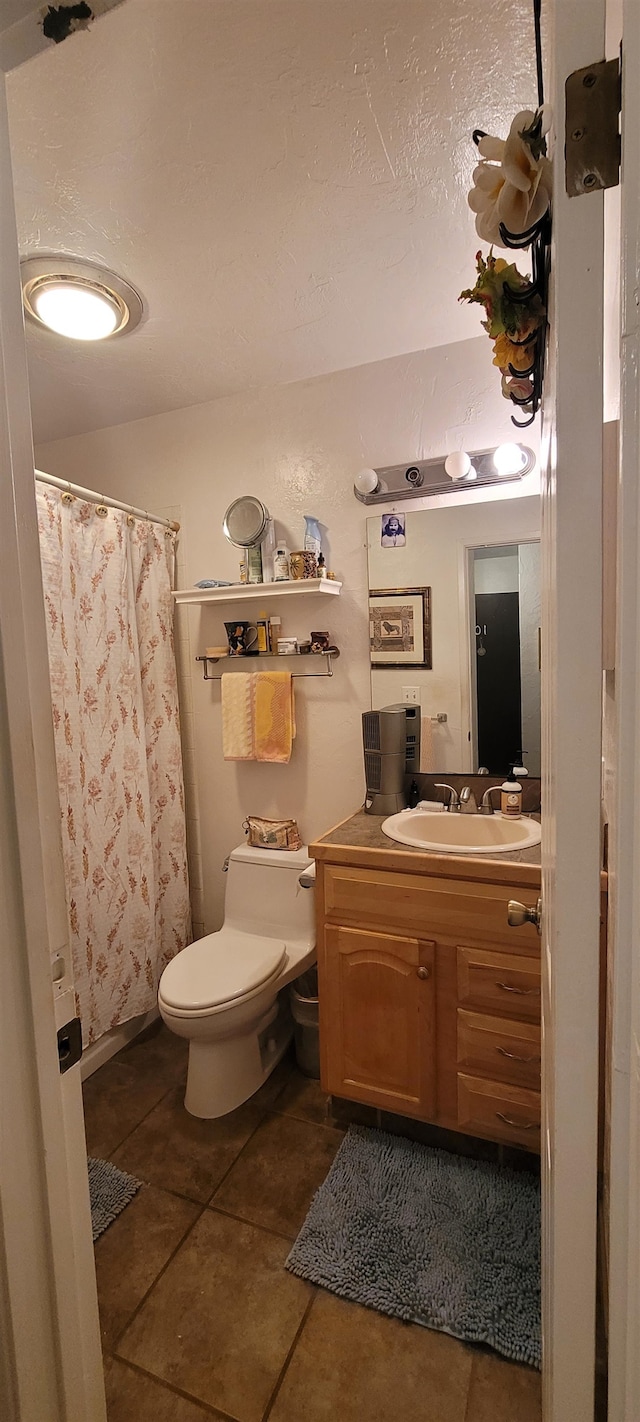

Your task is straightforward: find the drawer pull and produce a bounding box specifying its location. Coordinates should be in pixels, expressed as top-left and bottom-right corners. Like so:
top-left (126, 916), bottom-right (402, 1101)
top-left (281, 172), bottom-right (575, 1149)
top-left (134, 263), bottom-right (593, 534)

top-left (497, 1046), bottom-right (540, 1064)
top-left (497, 981), bottom-right (540, 996)
top-left (495, 1111), bottom-right (537, 1131)
top-left (417, 966), bottom-right (430, 980)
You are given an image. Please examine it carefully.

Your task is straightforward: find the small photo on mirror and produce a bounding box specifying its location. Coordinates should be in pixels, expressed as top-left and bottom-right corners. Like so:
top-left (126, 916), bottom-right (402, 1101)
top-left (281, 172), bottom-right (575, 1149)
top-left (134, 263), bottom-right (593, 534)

top-left (380, 513), bottom-right (406, 548)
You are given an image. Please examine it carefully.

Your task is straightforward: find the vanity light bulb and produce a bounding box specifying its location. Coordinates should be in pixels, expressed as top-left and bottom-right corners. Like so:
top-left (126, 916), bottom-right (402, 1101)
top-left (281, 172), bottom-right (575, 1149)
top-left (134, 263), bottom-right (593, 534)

top-left (493, 443), bottom-right (526, 477)
top-left (355, 467), bottom-right (380, 495)
top-left (444, 451), bottom-right (471, 481)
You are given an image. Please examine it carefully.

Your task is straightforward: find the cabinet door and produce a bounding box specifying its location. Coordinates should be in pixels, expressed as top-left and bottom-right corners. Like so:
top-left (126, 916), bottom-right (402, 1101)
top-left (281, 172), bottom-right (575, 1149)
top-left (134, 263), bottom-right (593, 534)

top-left (321, 925), bottom-right (435, 1117)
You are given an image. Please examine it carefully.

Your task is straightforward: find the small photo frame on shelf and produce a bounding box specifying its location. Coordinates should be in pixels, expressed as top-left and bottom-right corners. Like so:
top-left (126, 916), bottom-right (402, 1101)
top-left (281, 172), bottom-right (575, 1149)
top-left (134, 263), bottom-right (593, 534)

top-left (369, 587), bottom-right (432, 668)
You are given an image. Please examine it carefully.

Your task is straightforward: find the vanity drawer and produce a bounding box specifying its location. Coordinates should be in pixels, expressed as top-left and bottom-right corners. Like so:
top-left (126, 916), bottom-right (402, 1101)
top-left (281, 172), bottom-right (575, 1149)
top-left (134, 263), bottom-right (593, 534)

top-left (458, 1072), bottom-right (541, 1150)
top-left (457, 946), bottom-right (541, 1021)
top-left (322, 865), bottom-right (540, 947)
top-left (457, 1009), bottom-right (541, 1090)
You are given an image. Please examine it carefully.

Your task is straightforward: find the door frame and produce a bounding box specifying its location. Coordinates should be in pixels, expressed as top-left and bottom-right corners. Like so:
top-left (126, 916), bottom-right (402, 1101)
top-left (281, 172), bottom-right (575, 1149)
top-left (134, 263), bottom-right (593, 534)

top-left (604, 2), bottom-right (640, 1416)
top-left (0, 10), bottom-right (117, 1421)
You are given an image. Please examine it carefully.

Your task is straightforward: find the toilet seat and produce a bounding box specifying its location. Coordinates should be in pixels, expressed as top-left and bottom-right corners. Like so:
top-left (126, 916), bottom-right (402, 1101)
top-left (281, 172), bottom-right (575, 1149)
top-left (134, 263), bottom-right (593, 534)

top-left (158, 930), bottom-right (287, 1014)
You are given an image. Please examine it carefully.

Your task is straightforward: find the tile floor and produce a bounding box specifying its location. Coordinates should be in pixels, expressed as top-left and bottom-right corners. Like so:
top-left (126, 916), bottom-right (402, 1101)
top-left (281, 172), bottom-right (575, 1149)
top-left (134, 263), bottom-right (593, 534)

top-left (85, 1025), bottom-right (542, 1422)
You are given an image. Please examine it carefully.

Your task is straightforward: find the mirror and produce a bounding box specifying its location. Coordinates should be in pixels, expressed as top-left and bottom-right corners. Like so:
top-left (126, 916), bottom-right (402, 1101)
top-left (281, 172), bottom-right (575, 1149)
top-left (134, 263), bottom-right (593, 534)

top-left (223, 497), bottom-right (270, 547)
top-left (367, 494), bottom-right (541, 776)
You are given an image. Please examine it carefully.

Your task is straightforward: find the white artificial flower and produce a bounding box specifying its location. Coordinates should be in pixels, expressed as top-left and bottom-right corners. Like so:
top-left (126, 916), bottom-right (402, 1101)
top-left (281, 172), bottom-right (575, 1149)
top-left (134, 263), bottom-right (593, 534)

top-left (467, 110), bottom-right (552, 247)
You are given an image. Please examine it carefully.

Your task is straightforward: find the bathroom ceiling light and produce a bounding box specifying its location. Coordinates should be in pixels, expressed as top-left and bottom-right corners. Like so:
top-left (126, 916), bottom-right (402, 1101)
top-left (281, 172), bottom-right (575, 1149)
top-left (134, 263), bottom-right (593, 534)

top-left (493, 442), bottom-right (528, 477)
top-left (20, 256), bottom-right (143, 341)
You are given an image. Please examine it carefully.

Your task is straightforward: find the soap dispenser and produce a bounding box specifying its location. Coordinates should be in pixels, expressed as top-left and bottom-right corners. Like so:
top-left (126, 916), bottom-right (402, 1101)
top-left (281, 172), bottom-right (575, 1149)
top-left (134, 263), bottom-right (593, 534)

top-left (500, 766), bottom-right (523, 818)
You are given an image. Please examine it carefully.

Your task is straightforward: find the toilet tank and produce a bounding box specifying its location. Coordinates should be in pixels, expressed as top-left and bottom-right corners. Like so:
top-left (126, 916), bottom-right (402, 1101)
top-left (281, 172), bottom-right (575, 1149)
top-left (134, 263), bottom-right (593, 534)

top-left (224, 842), bottom-right (315, 944)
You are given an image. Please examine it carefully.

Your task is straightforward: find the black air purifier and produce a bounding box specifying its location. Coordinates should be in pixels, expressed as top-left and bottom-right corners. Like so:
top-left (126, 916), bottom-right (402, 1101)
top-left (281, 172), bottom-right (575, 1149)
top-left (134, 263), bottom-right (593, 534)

top-left (362, 705), bottom-right (421, 814)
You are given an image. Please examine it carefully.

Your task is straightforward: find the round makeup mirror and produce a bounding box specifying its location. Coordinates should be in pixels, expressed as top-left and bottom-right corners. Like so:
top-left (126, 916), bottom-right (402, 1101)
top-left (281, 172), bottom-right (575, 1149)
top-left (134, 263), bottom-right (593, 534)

top-left (223, 496), bottom-right (270, 547)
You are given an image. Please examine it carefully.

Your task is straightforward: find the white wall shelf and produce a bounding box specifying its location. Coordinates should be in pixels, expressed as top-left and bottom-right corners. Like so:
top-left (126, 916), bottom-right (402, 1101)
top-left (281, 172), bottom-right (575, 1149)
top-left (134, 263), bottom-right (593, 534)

top-left (173, 578), bottom-right (342, 606)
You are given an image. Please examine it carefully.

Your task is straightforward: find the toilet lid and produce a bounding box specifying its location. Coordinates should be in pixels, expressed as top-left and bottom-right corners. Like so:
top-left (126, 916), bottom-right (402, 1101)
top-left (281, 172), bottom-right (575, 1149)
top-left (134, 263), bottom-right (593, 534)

top-left (159, 931), bottom-right (287, 1011)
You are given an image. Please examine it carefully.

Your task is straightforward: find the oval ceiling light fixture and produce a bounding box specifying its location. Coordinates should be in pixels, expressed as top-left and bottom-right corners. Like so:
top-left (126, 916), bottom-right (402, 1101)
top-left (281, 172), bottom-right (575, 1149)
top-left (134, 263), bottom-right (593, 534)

top-left (20, 256), bottom-right (143, 342)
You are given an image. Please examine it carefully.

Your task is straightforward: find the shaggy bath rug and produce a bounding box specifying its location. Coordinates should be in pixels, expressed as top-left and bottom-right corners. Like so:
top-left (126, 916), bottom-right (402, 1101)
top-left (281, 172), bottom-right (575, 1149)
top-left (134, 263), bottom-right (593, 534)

top-left (286, 1125), bottom-right (541, 1368)
top-left (88, 1157), bottom-right (142, 1243)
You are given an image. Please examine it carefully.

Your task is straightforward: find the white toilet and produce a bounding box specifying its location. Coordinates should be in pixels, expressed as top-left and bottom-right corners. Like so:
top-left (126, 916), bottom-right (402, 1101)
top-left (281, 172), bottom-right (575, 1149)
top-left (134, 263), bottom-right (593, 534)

top-left (158, 842), bottom-right (316, 1118)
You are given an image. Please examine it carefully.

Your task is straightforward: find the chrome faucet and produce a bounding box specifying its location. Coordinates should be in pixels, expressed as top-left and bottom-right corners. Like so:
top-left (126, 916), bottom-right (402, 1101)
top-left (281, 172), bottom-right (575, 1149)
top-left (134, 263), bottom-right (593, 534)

top-left (479, 784), bottom-right (502, 815)
top-left (434, 782), bottom-right (460, 812)
top-left (459, 786), bottom-right (478, 815)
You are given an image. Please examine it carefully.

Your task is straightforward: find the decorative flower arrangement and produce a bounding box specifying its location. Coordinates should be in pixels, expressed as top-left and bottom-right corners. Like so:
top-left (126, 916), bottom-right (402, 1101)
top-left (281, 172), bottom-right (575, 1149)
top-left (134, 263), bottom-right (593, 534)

top-left (468, 108), bottom-right (551, 247)
top-left (459, 250), bottom-right (546, 410)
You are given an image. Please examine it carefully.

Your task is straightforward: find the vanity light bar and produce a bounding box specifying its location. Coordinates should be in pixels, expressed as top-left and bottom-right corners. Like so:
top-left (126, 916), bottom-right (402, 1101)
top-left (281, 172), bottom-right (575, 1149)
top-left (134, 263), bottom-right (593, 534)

top-left (353, 445), bottom-right (536, 505)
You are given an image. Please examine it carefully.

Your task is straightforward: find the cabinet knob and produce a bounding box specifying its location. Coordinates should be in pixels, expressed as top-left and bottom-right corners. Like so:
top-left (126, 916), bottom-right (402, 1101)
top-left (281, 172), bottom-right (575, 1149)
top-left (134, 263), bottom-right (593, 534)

top-left (417, 966), bottom-right (430, 980)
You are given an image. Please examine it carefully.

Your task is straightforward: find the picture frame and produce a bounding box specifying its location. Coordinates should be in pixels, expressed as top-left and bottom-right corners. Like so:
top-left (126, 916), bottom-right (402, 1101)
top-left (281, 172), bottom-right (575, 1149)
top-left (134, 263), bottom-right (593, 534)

top-left (369, 587), bottom-right (432, 668)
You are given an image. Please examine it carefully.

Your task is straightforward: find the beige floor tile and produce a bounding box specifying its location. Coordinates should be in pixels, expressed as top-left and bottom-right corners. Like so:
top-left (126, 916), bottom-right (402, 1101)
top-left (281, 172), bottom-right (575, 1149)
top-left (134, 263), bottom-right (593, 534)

top-left (116, 1209), bottom-right (311, 1422)
top-left (465, 1350), bottom-right (542, 1422)
top-left (273, 1070), bottom-right (337, 1129)
top-left (212, 1112), bottom-right (343, 1239)
top-left (95, 1184), bottom-right (200, 1349)
top-left (112, 1085), bottom-right (264, 1203)
top-left (268, 1291), bottom-right (472, 1422)
top-left (83, 1062), bottom-right (173, 1159)
top-left (104, 1358), bottom-right (213, 1420)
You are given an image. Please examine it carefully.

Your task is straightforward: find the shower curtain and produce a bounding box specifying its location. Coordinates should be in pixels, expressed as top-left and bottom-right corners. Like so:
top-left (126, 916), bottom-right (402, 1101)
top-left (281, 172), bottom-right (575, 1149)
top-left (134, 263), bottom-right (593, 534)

top-left (37, 486), bottom-right (191, 1046)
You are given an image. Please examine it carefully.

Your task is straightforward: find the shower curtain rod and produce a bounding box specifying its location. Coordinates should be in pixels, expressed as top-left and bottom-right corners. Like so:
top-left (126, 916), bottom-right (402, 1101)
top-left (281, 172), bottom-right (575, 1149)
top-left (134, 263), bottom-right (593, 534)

top-left (35, 470), bottom-right (180, 533)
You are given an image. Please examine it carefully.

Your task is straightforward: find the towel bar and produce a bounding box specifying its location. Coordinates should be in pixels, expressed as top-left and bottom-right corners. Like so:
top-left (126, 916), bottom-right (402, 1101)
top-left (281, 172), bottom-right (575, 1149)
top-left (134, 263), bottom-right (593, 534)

top-left (196, 649), bottom-right (340, 681)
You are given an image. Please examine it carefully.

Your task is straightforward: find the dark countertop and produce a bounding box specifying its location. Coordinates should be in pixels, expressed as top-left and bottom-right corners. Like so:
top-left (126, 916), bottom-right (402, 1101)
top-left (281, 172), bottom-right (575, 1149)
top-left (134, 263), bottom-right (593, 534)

top-left (315, 808), bottom-right (542, 867)
top-left (307, 807), bottom-right (543, 881)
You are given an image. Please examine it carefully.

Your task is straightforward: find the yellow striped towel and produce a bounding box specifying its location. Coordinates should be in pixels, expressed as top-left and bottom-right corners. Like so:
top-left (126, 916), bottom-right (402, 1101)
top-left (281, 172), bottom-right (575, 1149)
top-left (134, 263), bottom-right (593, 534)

top-left (221, 673), bottom-right (254, 760)
top-left (254, 670), bottom-right (296, 763)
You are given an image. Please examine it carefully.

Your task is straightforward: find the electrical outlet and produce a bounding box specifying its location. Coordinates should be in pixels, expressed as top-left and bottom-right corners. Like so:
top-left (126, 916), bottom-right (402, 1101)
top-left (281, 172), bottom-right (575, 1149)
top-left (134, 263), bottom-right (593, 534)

top-left (402, 686), bottom-right (420, 705)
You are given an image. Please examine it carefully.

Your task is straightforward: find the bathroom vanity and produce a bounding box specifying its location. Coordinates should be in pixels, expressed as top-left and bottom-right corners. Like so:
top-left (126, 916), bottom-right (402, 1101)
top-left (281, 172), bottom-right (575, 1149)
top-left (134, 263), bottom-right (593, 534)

top-left (311, 810), bottom-right (605, 1154)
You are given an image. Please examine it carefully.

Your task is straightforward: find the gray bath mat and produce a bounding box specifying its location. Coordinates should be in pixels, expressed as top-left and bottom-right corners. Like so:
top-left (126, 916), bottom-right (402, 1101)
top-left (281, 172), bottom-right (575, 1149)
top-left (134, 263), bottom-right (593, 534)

top-left (88, 1157), bottom-right (142, 1242)
top-left (286, 1126), bottom-right (541, 1369)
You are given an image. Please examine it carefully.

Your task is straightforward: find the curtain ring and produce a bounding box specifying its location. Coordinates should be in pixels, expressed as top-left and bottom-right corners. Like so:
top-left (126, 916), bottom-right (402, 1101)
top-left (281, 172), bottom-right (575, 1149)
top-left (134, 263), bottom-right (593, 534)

top-left (95, 503), bottom-right (109, 518)
top-left (61, 490), bottom-right (75, 505)
top-left (126, 513), bottom-right (135, 527)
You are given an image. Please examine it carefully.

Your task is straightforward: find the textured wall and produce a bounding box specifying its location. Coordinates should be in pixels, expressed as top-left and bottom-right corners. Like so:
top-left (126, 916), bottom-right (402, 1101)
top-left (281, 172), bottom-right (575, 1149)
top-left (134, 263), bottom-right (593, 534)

top-left (8, 0), bottom-right (538, 441)
top-left (37, 336), bottom-right (540, 932)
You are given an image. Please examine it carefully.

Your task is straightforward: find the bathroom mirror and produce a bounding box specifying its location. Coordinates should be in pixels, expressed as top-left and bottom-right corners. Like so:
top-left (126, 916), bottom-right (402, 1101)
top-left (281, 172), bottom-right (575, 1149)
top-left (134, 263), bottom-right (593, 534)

top-left (223, 496), bottom-right (270, 547)
top-left (367, 494), bottom-right (541, 776)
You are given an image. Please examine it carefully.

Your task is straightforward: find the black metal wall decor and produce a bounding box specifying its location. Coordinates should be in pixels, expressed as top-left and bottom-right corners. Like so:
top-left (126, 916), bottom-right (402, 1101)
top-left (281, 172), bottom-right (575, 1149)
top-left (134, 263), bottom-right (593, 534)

top-left (468, 0), bottom-right (550, 429)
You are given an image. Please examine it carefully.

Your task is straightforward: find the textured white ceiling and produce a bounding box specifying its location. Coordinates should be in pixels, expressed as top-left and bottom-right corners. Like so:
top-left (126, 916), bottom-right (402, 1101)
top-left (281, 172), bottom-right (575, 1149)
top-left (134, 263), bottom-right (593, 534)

top-left (7, 0), bottom-right (537, 442)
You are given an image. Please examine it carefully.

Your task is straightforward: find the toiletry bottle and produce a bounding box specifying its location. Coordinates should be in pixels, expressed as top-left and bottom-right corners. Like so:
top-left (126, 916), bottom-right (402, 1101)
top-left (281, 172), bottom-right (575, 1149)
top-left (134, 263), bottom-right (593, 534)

top-left (500, 767), bottom-right (523, 818)
top-left (408, 779), bottom-right (419, 809)
top-left (317, 551), bottom-right (327, 579)
top-left (269, 616), bottom-right (282, 654)
top-left (246, 544), bottom-right (263, 583)
top-left (256, 615), bottom-right (270, 654)
top-left (273, 546), bottom-right (290, 581)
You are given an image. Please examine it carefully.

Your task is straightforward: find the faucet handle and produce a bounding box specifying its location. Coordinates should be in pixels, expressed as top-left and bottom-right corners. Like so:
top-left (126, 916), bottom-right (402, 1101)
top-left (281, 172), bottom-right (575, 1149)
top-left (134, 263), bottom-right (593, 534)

top-left (479, 784), bottom-right (502, 815)
top-left (434, 782), bottom-right (460, 811)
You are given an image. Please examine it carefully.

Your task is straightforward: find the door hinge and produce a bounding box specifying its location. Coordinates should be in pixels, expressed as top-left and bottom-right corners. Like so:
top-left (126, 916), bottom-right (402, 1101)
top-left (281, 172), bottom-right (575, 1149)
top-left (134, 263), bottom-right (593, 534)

top-left (565, 57), bottom-right (621, 196)
top-left (57, 1017), bottom-right (82, 1074)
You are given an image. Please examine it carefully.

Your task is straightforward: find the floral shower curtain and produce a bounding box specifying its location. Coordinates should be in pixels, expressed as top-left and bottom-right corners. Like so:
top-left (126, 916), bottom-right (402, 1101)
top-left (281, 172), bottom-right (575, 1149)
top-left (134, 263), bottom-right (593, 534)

top-left (37, 486), bottom-right (191, 1046)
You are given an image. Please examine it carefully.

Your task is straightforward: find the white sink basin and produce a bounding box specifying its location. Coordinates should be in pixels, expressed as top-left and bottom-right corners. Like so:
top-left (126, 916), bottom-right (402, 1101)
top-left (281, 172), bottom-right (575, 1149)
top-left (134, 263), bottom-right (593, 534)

top-left (381, 808), bottom-right (542, 855)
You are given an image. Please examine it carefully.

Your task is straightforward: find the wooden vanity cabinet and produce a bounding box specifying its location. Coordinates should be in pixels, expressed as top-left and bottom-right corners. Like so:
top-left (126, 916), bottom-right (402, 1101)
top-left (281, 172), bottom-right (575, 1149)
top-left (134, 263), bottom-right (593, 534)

top-left (313, 848), bottom-right (544, 1152)
top-left (322, 925), bottom-right (436, 1118)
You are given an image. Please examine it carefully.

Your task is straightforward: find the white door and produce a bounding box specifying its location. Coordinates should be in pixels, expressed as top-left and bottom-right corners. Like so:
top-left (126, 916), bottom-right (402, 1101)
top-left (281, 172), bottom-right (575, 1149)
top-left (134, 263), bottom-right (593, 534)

top-left (0, 17), bottom-right (107, 1422)
top-left (537, 2), bottom-right (606, 1418)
